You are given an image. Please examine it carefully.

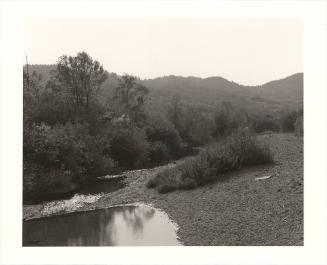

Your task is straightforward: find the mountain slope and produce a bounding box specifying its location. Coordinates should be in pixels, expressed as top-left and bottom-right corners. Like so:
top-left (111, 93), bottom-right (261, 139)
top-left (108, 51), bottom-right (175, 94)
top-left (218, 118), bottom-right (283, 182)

top-left (24, 64), bottom-right (303, 113)
top-left (143, 73), bottom-right (303, 112)
top-left (254, 73), bottom-right (303, 105)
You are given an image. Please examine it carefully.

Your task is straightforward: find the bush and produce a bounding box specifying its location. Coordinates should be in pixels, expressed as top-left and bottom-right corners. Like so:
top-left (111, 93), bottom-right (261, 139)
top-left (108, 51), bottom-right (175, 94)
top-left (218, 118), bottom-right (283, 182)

top-left (147, 130), bottom-right (273, 193)
top-left (149, 141), bottom-right (170, 163)
top-left (294, 115), bottom-right (303, 136)
top-left (212, 111), bottom-right (231, 137)
top-left (181, 107), bottom-right (214, 147)
top-left (251, 117), bottom-right (280, 133)
top-left (281, 110), bottom-right (302, 132)
top-left (77, 134), bottom-right (116, 180)
top-left (211, 130), bottom-right (273, 168)
top-left (145, 115), bottom-right (186, 159)
top-left (212, 110), bottom-right (239, 138)
top-left (23, 163), bottom-right (75, 199)
top-left (147, 156), bottom-right (214, 193)
top-left (109, 124), bottom-right (149, 168)
top-left (24, 123), bottom-right (72, 197)
top-left (23, 122), bottom-right (116, 198)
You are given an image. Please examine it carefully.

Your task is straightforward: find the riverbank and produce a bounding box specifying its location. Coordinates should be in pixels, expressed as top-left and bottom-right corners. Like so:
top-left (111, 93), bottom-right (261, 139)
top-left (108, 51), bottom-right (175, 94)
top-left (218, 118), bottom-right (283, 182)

top-left (23, 133), bottom-right (303, 246)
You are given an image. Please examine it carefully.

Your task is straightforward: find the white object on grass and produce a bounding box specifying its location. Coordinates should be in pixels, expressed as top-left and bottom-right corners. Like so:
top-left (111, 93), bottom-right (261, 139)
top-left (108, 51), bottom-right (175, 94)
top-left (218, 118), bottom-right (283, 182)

top-left (255, 175), bottom-right (272, 181)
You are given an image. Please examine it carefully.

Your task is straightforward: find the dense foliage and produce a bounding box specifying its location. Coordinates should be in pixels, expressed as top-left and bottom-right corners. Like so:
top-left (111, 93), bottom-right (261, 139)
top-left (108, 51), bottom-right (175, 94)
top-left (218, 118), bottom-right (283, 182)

top-left (147, 129), bottom-right (273, 193)
top-left (280, 109), bottom-right (303, 132)
top-left (23, 52), bottom-right (206, 200)
top-left (23, 52), bottom-right (302, 201)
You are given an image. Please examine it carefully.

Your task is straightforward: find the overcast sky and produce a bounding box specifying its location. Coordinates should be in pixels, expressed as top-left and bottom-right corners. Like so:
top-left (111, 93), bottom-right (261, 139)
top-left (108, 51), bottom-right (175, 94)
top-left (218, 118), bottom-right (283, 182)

top-left (25, 19), bottom-right (302, 86)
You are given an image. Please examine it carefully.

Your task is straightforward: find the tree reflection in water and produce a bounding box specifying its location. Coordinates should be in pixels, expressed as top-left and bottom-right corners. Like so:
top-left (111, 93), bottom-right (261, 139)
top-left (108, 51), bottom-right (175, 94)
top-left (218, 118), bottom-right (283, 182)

top-left (23, 204), bottom-right (180, 246)
top-left (121, 206), bottom-right (155, 235)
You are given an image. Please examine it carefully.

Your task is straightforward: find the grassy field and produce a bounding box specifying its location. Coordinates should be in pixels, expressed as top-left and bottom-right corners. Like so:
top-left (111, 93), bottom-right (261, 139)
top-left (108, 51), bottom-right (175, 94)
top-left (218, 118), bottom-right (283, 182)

top-left (23, 133), bottom-right (303, 246)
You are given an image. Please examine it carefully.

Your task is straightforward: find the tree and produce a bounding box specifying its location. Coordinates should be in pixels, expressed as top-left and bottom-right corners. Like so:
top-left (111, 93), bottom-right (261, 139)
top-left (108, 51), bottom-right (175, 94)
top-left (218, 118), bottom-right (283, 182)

top-left (281, 109), bottom-right (302, 132)
top-left (114, 74), bottom-right (149, 122)
top-left (221, 100), bottom-right (233, 112)
top-left (212, 110), bottom-right (230, 138)
top-left (23, 69), bottom-right (44, 124)
top-left (167, 96), bottom-right (184, 131)
top-left (51, 52), bottom-right (108, 111)
top-left (182, 106), bottom-right (214, 146)
top-left (23, 70), bottom-right (43, 102)
top-left (294, 114), bottom-right (303, 136)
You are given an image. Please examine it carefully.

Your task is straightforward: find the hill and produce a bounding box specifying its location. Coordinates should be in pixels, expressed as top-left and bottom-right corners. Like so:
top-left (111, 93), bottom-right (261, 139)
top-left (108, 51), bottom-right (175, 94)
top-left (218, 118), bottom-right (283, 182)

top-left (143, 73), bottom-right (302, 112)
top-left (24, 64), bottom-right (303, 114)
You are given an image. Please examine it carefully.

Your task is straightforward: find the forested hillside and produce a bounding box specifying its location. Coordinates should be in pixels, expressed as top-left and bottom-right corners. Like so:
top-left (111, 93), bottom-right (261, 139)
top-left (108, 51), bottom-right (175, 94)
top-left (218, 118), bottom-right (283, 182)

top-left (27, 64), bottom-right (303, 112)
top-left (143, 73), bottom-right (302, 114)
top-left (23, 54), bottom-right (303, 202)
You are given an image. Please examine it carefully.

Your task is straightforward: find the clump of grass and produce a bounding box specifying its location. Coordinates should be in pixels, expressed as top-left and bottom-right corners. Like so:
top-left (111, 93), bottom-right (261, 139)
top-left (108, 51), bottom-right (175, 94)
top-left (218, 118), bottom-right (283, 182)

top-left (147, 130), bottom-right (273, 193)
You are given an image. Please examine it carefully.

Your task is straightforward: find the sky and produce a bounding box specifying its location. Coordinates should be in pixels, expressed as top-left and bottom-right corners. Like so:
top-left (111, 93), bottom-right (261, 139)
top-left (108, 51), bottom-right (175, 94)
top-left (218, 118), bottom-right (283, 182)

top-left (25, 19), bottom-right (302, 86)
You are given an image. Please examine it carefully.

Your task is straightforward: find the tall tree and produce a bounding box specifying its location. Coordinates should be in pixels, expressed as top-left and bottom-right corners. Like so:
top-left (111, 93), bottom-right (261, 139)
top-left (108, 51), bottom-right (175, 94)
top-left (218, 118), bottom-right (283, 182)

top-left (23, 69), bottom-right (44, 124)
top-left (114, 74), bottom-right (149, 121)
top-left (53, 52), bottom-right (108, 111)
top-left (167, 95), bottom-right (184, 131)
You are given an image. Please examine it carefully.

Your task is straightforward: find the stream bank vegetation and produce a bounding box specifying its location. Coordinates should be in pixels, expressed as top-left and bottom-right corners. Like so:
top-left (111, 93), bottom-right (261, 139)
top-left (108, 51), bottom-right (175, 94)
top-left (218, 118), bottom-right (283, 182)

top-left (23, 51), bottom-right (303, 203)
top-left (147, 129), bottom-right (273, 193)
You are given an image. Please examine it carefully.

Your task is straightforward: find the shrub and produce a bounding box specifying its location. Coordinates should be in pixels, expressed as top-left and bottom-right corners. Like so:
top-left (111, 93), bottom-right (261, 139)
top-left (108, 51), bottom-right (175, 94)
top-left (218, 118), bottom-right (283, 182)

top-left (23, 123), bottom-right (77, 197)
top-left (212, 111), bottom-right (231, 137)
top-left (147, 130), bottom-right (273, 193)
top-left (251, 117), bottom-right (280, 133)
top-left (294, 115), bottom-right (303, 136)
top-left (281, 110), bottom-right (302, 132)
top-left (23, 163), bottom-right (74, 197)
top-left (76, 134), bottom-right (116, 180)
top-left (212, 110), bottom-right (239, 138)
top-left (109, 124), bottom-right (149, 168)
top-left (145, 115), bottom-right (186, 159)
top-left (149, 141), bottom-right (170, 163)
top-left (23, 122), bottom-right (117, 198)
top-left (181, 107), bottom-right (214, 147)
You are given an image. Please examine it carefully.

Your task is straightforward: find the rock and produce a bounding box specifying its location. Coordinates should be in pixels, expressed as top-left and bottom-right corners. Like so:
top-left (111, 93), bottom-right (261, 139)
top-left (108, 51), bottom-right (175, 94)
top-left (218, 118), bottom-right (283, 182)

top-left (255, 175), bottom-right (272, 181)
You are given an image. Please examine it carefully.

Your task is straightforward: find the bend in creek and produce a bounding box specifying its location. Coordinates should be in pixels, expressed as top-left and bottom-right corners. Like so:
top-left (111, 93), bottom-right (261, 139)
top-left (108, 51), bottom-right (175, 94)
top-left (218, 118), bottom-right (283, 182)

top-left (23, 204), bottom-right (182, 246)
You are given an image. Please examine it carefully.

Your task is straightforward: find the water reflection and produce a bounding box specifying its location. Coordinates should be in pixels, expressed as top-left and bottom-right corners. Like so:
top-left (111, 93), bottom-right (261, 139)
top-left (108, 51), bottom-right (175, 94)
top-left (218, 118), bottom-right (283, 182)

top-left (23, 204), bottom-right (181, 246)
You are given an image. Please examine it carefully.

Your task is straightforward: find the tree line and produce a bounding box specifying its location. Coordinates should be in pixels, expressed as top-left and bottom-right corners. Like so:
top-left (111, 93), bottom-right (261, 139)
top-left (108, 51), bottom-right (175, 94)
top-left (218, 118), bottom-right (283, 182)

top-left (23, 52), bottom-right (303, 201)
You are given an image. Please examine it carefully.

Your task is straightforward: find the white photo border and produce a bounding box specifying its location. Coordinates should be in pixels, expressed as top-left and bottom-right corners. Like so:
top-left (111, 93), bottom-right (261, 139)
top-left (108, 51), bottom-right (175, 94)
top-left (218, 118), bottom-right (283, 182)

top-left (0, 0), bottom-right (326, 264)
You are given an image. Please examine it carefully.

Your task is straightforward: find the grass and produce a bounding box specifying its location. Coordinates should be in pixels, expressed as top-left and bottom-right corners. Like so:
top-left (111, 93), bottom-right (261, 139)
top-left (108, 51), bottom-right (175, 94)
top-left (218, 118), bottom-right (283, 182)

top-left (147, 130), bottom-right (273, 193)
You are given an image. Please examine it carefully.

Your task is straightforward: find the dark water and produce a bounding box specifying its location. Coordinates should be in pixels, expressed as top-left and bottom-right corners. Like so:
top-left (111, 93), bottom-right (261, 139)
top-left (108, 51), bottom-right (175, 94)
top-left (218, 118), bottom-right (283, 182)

top-left (24, 176), bottom-right (126, 205)
top-left (78, 177), bottom-right (126, 196)
top-left (23, 204), bottom-right (181, 246)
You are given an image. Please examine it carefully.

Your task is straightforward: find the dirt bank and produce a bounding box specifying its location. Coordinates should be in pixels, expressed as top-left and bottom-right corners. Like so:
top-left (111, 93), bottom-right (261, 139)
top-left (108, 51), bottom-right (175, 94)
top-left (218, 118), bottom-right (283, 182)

top-left (23, 133), bottom-right (303, 246)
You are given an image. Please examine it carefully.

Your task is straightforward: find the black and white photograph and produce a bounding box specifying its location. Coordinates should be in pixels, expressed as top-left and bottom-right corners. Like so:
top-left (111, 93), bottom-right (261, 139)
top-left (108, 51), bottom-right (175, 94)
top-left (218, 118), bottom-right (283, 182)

top-left (22, 18), bottom-right (304, 247)
top-left (0, 0), bottom-right (327, 264)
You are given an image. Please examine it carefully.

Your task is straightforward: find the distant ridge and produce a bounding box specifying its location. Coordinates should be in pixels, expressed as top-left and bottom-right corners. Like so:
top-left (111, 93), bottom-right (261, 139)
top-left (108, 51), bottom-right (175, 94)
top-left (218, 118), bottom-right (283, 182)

top-left (142, 72), bottom-right (303, 111)
top-left (24, 64), bottom-right (303, 112)
top-left (25, 64), bottom-right (301, 87)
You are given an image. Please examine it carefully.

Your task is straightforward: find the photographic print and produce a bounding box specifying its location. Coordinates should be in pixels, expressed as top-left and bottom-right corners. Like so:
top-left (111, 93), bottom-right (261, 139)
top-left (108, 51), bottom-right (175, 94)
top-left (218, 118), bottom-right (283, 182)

top-left (22, 18), bottom-right (304, 247)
